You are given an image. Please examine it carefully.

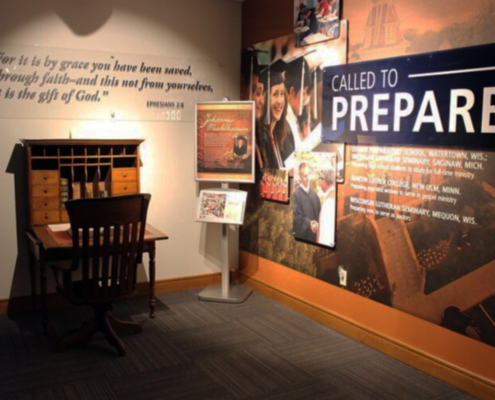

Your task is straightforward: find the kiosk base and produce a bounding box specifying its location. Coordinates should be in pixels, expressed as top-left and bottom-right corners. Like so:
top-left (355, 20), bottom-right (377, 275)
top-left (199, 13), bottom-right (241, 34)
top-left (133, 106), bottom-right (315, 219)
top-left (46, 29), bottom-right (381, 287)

top-left (198, 284), bottom-right (252, 303)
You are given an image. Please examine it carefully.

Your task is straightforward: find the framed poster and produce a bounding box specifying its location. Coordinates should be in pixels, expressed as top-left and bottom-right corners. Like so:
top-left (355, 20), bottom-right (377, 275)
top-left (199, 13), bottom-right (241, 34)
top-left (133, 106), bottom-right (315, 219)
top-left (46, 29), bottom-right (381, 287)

top-left (196, 188), bottom-right (248, 225)
top-left (195, 101), bottom-right (255, 183)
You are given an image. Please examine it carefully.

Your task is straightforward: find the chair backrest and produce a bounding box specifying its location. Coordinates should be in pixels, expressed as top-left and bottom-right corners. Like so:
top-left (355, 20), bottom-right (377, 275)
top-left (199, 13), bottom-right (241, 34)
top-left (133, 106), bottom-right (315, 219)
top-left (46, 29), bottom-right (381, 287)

top-left (64, 194), bottom-right (151, 303)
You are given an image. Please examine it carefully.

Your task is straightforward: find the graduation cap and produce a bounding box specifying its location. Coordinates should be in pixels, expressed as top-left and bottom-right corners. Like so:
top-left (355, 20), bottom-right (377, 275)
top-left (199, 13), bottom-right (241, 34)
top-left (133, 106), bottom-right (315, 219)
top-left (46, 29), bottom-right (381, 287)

top-left (285, 56), bottom-right (311, 92)
top-left (252, 57), bottom-right (268, 88)
top-left (257, 65), bottom-right (269, 92)
top-left (285, 56), bottom-right (313, 115)
top-left (266, 59), bottom-right (288, 125)
top-left (241, 48), bottom-right (253, 68)
top-left (254, 65), bottom-right (269, 107)
top-left (244, 49), bottom-right (269, 101)
top-left (270, 58), bottom-right (287, 86)
top-left (241, 49), bottom-right (254, 101)
top-left (241, 48), bottom-right (254, 82)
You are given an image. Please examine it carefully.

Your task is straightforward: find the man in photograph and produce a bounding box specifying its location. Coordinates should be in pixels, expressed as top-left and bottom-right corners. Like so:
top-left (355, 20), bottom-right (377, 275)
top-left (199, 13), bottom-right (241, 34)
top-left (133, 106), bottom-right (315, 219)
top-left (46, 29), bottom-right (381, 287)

top-left (317, 167), bottom-right (336, 247)
top-left (233, 136), bottom-right (248, 157)
top-left (285, 57), bottom-right (311, 147)
top-left (293, 162), bottom-right (321, 242)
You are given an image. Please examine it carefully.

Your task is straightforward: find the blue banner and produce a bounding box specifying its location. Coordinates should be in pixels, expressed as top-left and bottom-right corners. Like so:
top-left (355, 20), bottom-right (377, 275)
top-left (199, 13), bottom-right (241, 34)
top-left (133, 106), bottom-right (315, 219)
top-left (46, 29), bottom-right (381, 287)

top-left (322, 43), bottom-right (495, 148)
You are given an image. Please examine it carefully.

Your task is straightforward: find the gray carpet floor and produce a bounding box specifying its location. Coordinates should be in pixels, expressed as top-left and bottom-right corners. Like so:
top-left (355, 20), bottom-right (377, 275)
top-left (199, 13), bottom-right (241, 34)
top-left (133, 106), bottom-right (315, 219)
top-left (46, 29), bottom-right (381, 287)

top-left (0, 289), bottom-right (479, 400)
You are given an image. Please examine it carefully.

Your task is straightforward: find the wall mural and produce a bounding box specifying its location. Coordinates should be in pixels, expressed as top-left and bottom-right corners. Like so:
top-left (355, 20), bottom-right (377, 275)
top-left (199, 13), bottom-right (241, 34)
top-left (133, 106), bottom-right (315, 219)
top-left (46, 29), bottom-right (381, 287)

top-left (241, 20), bottom-right (348, 173)
top-left (347, 0), bottom-right (495, 63)
top-left (240, 0), bottom-right (495, 349)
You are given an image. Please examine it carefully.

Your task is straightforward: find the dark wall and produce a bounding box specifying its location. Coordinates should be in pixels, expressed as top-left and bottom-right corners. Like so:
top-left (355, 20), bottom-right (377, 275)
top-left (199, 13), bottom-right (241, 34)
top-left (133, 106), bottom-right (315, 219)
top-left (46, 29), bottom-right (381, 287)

top-left (242, 0), bottom-right (293, 47)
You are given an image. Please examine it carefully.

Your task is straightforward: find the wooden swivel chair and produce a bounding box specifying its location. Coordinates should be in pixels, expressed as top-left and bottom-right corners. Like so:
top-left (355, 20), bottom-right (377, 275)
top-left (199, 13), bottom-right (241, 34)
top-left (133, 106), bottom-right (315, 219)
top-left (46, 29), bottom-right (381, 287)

top-left (51, 194), bottom-right (151, 356)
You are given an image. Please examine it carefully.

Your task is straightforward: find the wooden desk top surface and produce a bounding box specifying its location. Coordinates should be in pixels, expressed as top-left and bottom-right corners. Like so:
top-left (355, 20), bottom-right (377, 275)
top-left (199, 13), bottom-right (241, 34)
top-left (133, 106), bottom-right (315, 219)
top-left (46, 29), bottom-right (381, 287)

top-left (30, 223), bottom-right (168, 250)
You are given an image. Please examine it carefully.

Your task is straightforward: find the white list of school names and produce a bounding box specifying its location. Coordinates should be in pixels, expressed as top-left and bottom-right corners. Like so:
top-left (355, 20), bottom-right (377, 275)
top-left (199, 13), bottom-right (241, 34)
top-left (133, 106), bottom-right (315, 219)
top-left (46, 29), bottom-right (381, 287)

top-left (348, 146), bottom-right (489, 225)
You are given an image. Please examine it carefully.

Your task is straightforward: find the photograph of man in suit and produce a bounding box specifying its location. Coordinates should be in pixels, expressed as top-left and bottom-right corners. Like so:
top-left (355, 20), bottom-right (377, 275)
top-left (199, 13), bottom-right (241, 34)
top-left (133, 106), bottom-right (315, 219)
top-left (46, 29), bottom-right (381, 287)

top-left (285, 56), bottom-right (311, 148)
top-left (293, 161), bottom-right (321, 242)
top-left (233, 135), bottom-right (248, 157)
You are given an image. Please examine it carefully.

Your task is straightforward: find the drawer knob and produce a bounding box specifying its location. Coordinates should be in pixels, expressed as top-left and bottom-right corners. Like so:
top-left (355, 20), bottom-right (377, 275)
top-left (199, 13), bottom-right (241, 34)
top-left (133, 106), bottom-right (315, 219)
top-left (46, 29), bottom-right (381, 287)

top-left (123, 174), bottom-right (127, 178)
top-left (44, 202), bottom-right (48, 207)
top-left (124, 186), bottom-right (128, 190)
top-left (43, 189), bottom-right (48, 194)
top-left (43, 176), bottom-right (47, 180)
top-left (44, 214), bottom-right (49, 219)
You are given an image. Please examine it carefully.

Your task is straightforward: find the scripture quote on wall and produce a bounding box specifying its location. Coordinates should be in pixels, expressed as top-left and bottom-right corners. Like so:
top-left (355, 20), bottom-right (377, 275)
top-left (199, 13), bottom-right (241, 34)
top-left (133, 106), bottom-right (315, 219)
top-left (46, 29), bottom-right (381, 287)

top-left (0, 44), bottom-right (222, 122)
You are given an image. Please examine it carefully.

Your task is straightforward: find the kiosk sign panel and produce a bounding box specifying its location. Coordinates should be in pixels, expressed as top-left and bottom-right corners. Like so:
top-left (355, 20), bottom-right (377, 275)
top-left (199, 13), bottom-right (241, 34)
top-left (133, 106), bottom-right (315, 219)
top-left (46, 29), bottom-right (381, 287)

top-left (195, 102), bottom-right (255, 183)
top-left (322, 43), bottom-right (495, 149)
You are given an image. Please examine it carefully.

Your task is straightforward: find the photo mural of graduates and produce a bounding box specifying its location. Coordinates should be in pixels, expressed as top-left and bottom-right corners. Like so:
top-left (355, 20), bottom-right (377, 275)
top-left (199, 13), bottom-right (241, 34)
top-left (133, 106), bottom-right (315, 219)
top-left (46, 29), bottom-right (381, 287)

top-left (241, 19), bottom-right (348, 172)
top-left (240, 0), bottom-right (495, 350)
top-left (260, 59), bottom-right (295, 170)
top-left (240, 11), bottom-right (346, 254)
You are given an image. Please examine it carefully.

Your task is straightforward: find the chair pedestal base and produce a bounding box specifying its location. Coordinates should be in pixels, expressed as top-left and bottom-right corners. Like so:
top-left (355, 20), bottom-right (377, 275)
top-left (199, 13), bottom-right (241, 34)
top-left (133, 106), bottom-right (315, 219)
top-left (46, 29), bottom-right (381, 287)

top-left (59, 309), bottom-right (142, 356)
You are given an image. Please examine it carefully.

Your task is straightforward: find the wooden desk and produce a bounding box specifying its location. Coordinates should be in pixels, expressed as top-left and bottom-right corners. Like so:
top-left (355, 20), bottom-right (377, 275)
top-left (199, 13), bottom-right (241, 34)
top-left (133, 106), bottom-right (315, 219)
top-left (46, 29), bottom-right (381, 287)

top-left (26, 223), bottom-right (168, 333)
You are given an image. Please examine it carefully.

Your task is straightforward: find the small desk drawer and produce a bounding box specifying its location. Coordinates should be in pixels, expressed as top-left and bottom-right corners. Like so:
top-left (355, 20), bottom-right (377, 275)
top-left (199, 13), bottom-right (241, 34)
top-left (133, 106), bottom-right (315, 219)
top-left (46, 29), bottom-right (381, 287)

top-left (32, 197), bottom-right (60, 211)
top-left (112, 169), bottom-right (137, 182)
top-left (32, 170), bottom-right (60, 185)
top-left (32, 185), bottom-right (59, 197)
top-left (32, 211), bottom-right (60, 224)
top-left (112, 181), bottom-right (138, 195)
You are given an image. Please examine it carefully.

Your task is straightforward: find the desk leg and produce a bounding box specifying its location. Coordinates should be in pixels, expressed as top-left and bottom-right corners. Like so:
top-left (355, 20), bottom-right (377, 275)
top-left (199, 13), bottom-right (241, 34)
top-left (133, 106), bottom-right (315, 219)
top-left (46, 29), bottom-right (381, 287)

top-left (149, 242), bottom-right (156, 318)
top-left (39, 249), bottom-right (48, 334)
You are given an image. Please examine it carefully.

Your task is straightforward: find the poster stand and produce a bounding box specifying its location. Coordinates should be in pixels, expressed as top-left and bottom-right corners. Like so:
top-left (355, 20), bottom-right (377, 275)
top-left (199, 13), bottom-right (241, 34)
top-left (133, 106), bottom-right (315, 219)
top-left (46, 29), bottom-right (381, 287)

top-left (198, 183), bottom-right (252, 303)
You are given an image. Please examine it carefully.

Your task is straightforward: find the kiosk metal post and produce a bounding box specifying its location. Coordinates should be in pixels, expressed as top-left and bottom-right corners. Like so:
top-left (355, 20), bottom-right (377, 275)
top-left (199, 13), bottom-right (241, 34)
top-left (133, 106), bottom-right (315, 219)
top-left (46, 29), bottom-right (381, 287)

top-left (198, 183), bottom-right (252, 303)
top-left (195, 100), bottom-right (254, 303)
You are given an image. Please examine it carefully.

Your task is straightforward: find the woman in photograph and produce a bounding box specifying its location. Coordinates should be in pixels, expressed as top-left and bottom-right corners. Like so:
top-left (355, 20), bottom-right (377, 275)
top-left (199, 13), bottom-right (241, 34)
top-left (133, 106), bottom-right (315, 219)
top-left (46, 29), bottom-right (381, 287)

top-left (253, 65), bottom-right (267, 169)
top-left (252, 65), bottom-right (266, 122)
top-left (258, 64), bottom-right (295, 169)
